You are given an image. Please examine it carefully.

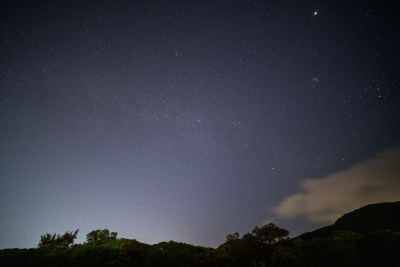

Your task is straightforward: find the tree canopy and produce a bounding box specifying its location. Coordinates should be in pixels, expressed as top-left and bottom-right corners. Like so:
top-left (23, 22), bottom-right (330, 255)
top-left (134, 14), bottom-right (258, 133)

top-left (38, 229), bottom-right (79, 251)
top-left (3, 221), bottom-right (399, 267)
top-left (251, 223), bottom-right (290, 244)
top-left (86, 228), bottom-right (117, 245)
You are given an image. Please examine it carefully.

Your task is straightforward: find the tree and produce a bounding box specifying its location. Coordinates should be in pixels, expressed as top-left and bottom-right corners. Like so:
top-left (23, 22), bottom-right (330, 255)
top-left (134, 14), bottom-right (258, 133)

top-left (226, 232), bottom-right (240, 242)
top-left (216, 236), bottom-right (257, 266)
top-left (86, 228), bottom-right (117, 245)
top-left (38, 229), bottom-right (79, 251)
top-left (251, 223), bottom-right (289, 245)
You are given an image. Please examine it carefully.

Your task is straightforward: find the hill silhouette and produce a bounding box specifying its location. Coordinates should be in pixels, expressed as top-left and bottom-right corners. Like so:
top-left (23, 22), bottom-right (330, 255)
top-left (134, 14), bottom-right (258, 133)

top-left (297, 201), bottom-right (400, 241)
top-left (1, 201), bottom-right (400, 266)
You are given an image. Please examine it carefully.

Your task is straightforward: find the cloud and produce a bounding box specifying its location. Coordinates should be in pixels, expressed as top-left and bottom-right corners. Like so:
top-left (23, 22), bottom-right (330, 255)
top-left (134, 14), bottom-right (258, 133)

top-left (273, 145), bottom-right (400, 223)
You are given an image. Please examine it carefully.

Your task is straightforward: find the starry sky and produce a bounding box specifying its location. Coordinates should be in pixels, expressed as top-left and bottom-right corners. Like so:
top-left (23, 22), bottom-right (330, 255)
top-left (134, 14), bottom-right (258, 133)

top-left (1, 0), bottom-right (400, 249)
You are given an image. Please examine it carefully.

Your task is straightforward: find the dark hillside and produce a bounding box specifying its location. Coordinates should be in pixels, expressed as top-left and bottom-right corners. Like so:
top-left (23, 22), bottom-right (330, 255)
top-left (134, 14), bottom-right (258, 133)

top-left (298, 201), bottom-right (400, 241)
top-left (1, 203), bottom-right (400, 266)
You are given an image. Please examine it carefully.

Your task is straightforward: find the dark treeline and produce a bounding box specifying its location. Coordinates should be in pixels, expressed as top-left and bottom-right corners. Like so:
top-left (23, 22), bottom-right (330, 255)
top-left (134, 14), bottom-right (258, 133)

top-left (1, 202), bottom-right (400, 266)
top-left (1, 225), bottom-right (400, 266)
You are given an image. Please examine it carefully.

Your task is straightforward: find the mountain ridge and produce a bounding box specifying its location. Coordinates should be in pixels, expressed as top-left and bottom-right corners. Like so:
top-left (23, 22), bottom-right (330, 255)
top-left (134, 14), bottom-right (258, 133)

top-left (297, 201), bottom-right (400, 241)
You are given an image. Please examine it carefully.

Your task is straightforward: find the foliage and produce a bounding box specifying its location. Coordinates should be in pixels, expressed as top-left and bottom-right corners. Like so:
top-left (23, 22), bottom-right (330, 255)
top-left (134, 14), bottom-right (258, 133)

top-left (357, 230), bottom-right (400, 267)
top-left (2, 203), bottom-right (400, 266)
top-left (38, 229), bottom-right (79, 252)
top-left (4, 229), bottom-right (400, 267)
top-left (145, 240), bottom-right (214, 266)
top-left (271, 246), bottom-right (300, 267)
top-left (215, 223), bottom-right (290, 266)
top-left (225, 232), bottom-right (240, 242)
top-left (295, 231), bottom-right (361, 267)
top-left (86, 228), bottom-right (117, 245)
top-left (251, 223), bottom-right (290, 245)
top-left (216, 237), bottom-right (257, 266)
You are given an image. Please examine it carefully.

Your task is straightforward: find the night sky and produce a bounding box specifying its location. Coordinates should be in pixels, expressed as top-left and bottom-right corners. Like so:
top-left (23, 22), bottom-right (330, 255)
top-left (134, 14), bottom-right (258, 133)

top-left (1, 0), bottom-right (400, 249)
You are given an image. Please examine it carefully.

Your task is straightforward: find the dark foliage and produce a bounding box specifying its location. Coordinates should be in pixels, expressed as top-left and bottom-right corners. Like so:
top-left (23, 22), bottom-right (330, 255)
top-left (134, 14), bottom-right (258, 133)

top-left (2, 202), bottom-right (400, 266)
top-left (357, 230), bottom-right (400, 267)
top-left (86, 228), bottom-right (117, 245)
top-left (215, 223), bottom-right (292, 266)
top-left (38, 229), bottom-right (79, 252)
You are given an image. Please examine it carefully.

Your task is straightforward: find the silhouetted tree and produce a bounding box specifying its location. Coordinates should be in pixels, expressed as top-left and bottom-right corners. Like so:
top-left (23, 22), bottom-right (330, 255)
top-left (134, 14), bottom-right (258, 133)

top-left (38, 229), bottom-right (79, 252)
top-left (251, 223), bottom-right (289, 245)
top-left (216, 236), bottom-right (256, 266)
top-left (225, 232), bottom-right (240, 242)
top-left (86, 228), bottom-right (117, 245)
top-left (216, 224), bottom-right (291, 266)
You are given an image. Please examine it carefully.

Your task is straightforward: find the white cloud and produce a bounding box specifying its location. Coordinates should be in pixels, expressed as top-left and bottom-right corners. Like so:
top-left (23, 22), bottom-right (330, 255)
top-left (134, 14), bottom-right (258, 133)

top-left (273, 145), bottom-right (400, 223)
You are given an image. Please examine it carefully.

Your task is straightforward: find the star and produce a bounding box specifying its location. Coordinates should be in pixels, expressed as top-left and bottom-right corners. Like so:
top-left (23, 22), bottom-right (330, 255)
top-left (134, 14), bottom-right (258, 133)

top-left (1, 0), bottom-right (399, 251)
